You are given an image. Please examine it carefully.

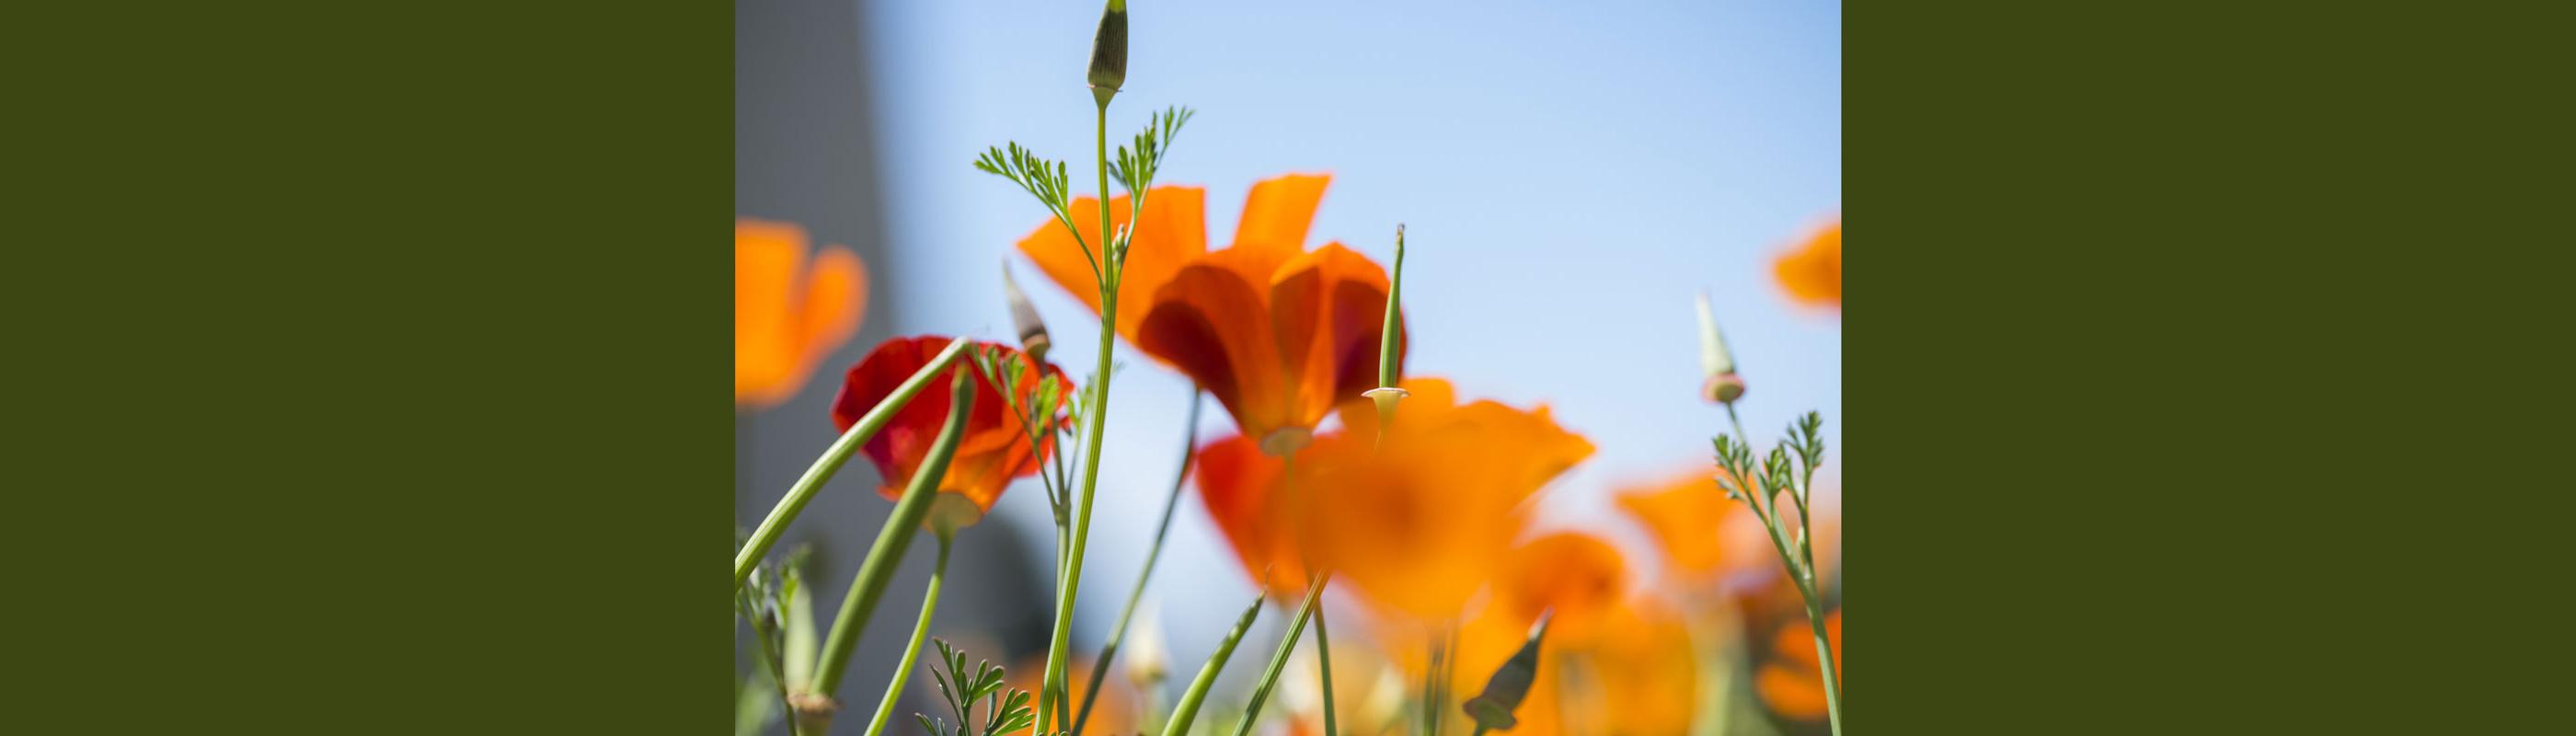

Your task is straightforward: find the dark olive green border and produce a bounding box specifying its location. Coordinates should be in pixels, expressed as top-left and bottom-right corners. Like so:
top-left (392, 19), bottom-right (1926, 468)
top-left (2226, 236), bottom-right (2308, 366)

top-left (1855, 3), bottom-right (2565, 732)
top-left (13, 2), bottom-right (730, 732)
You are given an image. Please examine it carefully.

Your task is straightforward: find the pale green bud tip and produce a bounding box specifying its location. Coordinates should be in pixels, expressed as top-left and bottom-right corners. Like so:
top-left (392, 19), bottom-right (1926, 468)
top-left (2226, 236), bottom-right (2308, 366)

top-left (1087, 0), bottom-right (1128, 101)
top-left (1376, 224), bottom-right (1407, 388)
top-left (1002, 262), bottom-right (1051, 363)
top-left (1696, 291), bottom-right (1737, 375)
top-left (1696, 291), bottom-right (1743, 404)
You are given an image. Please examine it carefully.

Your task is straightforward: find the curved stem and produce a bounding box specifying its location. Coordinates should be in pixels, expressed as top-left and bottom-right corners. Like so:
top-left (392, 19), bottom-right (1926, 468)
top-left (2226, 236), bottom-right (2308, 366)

top-left (863, 531), bottom-right (952, 736)
top-left (802, 368), bottom-right (978, 729)
top-left (1231, 574), bottom-right (1328, 736)
top-left (1041, 97), bottom-right (1120, 735)
top-left (1315, 603), bottom-right (1340, 736)
top-left (1075, 388), bottom-right (1202, 735)
top-left (1165, 595), bottom-right (1264, 736)
top-left (740, 337), bottom-right (972, 590)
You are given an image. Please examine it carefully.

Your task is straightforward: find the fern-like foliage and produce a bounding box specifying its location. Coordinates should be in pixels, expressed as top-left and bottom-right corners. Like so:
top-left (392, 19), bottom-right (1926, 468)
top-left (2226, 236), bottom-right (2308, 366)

top-left (976, 143), bottom-right (1096, 282)
top-left (916, 638), bottom-right (1052, 736)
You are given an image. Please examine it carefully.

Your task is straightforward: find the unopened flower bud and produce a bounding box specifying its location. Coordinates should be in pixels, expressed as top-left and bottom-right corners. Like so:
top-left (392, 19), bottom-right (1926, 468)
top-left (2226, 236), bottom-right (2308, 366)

top-left (1002, 262), bottom-right (1051, 364)
top-left (1087, 0), bottom-right (1128, 106)
top-left (1703, 372), bottom-right (1747, 404)
top-left (1462, 612), bottom-right (1552, 731)
top-left (1696, 291), bottom-right (1746, 405)
top-left (1368, 224), bottom-right (1410, 438)
top-left (1125, 600), bottom-right (1170, 686)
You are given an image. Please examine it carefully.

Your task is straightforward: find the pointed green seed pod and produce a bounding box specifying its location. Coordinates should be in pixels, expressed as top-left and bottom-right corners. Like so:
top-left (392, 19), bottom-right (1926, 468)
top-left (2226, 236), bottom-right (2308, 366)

top-left (1462, 612), bottom-right (1552, 731)
top-left (1087, 0), bottom-right (1128, 107)
top-left (1696, 291), bottom-right (1746, 404)
top-left (1365, 224), bottom-right (1409, 432)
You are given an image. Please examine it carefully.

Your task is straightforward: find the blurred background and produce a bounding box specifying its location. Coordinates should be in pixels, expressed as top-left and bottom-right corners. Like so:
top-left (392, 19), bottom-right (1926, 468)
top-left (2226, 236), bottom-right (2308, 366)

top-left (740, 0), bottom-right (1838, 732)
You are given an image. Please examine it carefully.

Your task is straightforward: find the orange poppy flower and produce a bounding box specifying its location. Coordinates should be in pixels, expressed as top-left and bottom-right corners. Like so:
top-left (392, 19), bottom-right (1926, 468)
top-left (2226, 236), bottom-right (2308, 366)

top-left (1491, 532), bottom-right (1628, 645)
top-left (1300, 378), bottom-right (1593, 618)
top-left (737, 218), bottom-right (868, 408)
top-left (1193, 378), bottom-right (1593, 612)
top-left (1614, 467), bottom-right (1780, 593)
top-left (1756, 607), bottom-right (1842, 722)
top-left (1774, 218), bottom-right (1841, 308)
top-left (831, 336), bottom-right (1069, 528)
top-left (1431, 593), bottom-right (1698, 736)
top-left (1191, 433), bottom-right (1307, 598)
top-left (1017, 174), bottom-right (1404, 454)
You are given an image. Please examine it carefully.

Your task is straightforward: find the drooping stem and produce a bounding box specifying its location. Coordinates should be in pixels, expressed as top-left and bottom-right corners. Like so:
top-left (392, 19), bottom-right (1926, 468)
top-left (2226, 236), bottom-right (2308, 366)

top-left (1041, 96), bottom-right (1121, 736)
top-left (1231, 574), bottom-right (1328, 736)
top-left (862, 530), bottom-right (952, 736)
top-left (799, 368), bottom-right (977, 732)
top-left (739, 337), bottom-right (973, 590)
top-left (1165, 595), bottom-right (1265, 736)
top-left (1074, 387), bottom-right (1202, 735)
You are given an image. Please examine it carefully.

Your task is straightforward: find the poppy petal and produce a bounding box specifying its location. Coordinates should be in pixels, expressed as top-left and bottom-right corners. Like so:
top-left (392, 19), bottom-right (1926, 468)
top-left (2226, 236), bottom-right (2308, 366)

top-left (1267, 242), bottom-right (1398, 431)
top-left (1014, 186), bottom-right (1209, 343)
top-left (735, 220), bottom-right (804, 405)
top-left (1137, 263), bottom-right (1290, 442)
top-left (798, 245), bottom-right (868, 373)
top-left (1225, 173), bottom-right (1328, 278)
top-left (1194, 434), bottom-right (1307, 597)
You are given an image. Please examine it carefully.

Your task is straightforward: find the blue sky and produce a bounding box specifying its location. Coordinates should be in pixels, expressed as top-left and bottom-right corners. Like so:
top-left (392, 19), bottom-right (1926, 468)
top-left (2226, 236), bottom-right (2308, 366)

top-left (854, 0), bottom-right (1838, 653)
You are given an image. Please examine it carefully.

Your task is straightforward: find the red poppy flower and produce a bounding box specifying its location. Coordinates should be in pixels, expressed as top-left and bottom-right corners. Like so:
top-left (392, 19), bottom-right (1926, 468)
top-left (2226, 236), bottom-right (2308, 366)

top-left (831, 336), bottom-right (1071, 527)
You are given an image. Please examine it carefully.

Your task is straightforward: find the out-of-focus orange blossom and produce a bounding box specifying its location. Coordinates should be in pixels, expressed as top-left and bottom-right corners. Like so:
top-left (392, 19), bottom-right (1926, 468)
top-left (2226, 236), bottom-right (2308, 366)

top-left (1194, 377), bottom-right (1593, 612)
top-left (1492, 532), bottom-right (1628, 645)
top-left (1773, 217), bottom-right (1841, 309)
top-left (1287, 378), bottom-right (1593, 620)
top-left (1615, 467), bottom-right (1779, 594)
top-left (1756, 607), bottom-right (1842, 722)
top-left (737, 218), bottom-right (868, 408)
top-left (1409, 594), bottom-right (1697, 736)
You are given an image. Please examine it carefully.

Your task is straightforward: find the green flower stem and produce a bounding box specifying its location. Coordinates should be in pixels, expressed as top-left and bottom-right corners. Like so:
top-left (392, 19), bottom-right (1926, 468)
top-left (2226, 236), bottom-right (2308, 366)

top-left (1315, 603), bottom-right (1340, 736)
top-left (739, 337), bottom-right (973, 590)
top-left (862, 529), bottom-right (952, 736)
top-left (1802, 596), bottom-right (1844, 735)
top-left (1041, 97), bottom-right (1121, 735)
top-left (1230, 574), bottom-right (1328, 736)
top-left (1378, 224), bottom-right (1406, 387)
top-left (1420, 627), bottom-right (1443, 736)
top-left (800, 368), bottom-right (977, 732)
top-left (1074, 387), bottom-right (1203, 735)
top-left (1723, 405), bottom-right (1841, 735)
top-left (1165, 595), bottom-right (1265, 736)
top-left (1684, 609), bottom-right (1734, 736)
